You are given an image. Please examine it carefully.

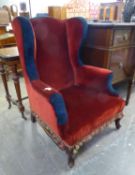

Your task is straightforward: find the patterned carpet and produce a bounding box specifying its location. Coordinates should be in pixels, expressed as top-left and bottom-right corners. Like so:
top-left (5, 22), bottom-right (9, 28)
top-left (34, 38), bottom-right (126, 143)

top-left (0, 77), bottom-right (135, 175)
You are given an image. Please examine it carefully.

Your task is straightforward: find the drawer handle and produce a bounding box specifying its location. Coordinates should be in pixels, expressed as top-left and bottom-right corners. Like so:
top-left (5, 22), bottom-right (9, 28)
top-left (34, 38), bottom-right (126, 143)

top-left (116, 34), bottom-right (128, 43)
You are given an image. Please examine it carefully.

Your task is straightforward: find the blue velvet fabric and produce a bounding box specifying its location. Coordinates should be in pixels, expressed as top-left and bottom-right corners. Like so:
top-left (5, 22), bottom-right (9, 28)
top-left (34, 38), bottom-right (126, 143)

top-left (77, 17), bottom-right (88, 66)
top-left (107, 73), bottom-right (118, 96)
top-left (50, 93), bottom-right (68, 125)
top-left (18, 17), bottom-right (39, 81)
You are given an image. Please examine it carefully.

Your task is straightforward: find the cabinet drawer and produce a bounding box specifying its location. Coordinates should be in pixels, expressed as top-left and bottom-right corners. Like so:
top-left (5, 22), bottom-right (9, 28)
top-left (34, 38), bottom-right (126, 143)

top-left (110, 49), bottom-right (128, 83)
top-left (113, 29), bottom-right (131, 46)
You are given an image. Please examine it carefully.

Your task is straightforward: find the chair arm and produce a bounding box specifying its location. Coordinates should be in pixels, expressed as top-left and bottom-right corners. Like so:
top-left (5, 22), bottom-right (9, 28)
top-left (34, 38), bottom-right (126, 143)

top-left (31, 80), bottom-right (68, 125)
top-left (76, 65), bottom-right (118, 96)
top-left (31, 79), bottom-right (59, 97)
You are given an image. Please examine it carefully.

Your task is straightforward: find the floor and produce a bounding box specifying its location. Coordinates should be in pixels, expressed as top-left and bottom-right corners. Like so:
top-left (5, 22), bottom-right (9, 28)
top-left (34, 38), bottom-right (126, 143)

top-left (0, 77), bottom-right (135, 175)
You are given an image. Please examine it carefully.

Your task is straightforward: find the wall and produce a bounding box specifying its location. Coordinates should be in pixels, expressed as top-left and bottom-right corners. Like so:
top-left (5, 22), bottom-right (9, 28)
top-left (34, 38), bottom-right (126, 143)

top-left (65, 0), bottom-right (100, 20)
top-left (0, 0), bottom-right (122, 19)
top-left (0, 0), bottom-right (70, 17)
top-left (0, 0), bottom-right (18, 7)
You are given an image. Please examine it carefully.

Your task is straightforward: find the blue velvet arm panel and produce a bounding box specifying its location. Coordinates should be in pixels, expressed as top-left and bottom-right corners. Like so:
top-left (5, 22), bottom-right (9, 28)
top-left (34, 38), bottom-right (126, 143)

top-left (107, 73), bottom-right (119, 96)
top-left (50, 93), bottom-right (68, 125)
top-left (77, 17), bottom-right (88, 66)
top-left (17, 17), bottom-right (39, 81)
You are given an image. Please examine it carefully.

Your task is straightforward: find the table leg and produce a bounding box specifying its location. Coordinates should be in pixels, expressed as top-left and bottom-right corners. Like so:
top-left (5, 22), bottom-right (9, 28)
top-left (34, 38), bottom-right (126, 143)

top-left (0, 63), bottom-right (11, 109)
top-left (126, 72), bottom-right (135, 105)
top-left (10, 64), bottom-right (27, 120)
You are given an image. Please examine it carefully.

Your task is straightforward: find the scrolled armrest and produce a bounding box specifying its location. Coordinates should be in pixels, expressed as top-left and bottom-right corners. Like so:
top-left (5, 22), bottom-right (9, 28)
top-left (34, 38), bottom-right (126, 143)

top-left (31, 79), bottom-right (59, 97)
top-left (31, 80), bottom-right (68, 125)
top-left (76, 65), bottom-right (118, 96)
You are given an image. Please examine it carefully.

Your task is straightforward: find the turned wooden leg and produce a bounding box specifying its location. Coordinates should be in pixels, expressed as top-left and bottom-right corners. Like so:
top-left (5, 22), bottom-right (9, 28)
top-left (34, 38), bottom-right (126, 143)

top-left (31, 112), bottom-right (36, 123)
top-left (115, 118), bottom-right (121, 130)
top-left (0, 63), bottom-right (11, 109)
top-left (10, 64), bottom-right (26, 120)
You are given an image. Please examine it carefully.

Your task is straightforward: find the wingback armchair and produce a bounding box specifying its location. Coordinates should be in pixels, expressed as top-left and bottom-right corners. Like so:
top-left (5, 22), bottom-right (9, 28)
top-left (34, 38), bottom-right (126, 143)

top-left (12, 17), bottom-right (125, 167)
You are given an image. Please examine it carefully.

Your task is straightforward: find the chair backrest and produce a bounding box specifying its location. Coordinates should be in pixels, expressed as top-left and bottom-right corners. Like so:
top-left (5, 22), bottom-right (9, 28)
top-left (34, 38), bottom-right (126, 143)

top-left (12, 17), bottom-right (88, 89)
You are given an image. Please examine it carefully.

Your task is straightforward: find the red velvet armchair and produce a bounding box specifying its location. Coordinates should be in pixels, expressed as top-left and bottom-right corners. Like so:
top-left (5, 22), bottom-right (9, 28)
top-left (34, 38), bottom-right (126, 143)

top-left (12, 17), bottom-right (125, 167)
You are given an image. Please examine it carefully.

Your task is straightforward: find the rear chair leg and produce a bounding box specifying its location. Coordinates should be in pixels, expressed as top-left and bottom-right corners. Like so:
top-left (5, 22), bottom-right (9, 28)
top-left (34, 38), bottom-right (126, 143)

top-left (115, 118), bottom-right (121, 130)
top-left (31, 112), bottom-right (36, 123)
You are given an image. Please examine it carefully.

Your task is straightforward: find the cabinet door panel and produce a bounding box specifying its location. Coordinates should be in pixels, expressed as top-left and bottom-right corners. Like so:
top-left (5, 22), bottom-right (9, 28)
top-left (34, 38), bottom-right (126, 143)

top-left (113, 29), bottom-right (131, 46)
top-left (110, 49), bottom-right (130, 83)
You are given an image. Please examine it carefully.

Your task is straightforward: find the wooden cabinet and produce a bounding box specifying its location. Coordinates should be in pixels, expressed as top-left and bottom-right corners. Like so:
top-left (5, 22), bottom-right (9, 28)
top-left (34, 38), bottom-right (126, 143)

top-left (83, 23), bottom-right (135, 84)
top-left (83, 23), bottom-right (135, 104)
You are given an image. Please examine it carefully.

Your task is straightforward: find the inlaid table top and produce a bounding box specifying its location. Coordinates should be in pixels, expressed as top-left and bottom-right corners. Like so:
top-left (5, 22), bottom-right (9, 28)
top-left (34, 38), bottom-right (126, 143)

top-left (0, 46), bottom-right (19, 61)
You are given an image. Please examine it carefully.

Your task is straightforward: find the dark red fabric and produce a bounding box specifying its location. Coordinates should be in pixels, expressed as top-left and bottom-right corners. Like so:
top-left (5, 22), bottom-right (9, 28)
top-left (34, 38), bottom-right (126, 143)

top-left (76, 65), bottom-right (112, 90)
top-left (31, 80), bottom-right (59, 98)
top-left (60, 85), bottom-right (125, 145)
top-left (66, 18), bottom-right (85, 69)
top-left (12, 18), bottom-right (60, 136)
top-left (31, 18), bottom-right (74, 90)
top-left (28, 80), bottom-right (61, 135)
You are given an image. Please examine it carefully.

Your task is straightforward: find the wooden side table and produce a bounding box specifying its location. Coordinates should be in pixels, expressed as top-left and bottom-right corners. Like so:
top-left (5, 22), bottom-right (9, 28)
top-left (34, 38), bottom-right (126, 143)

top-left (0, 33), bottom-right (16, 48)
top-left (0, 46), bottom-right (27, 119)
top-left (0, 25), bottom-right (7, 34)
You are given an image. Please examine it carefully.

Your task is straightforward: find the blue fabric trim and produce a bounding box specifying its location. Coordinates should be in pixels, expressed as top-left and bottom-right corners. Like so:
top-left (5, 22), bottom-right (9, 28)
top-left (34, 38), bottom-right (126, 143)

top-left (107, 73), bottom-right (119, 96)
top-left (76, 17), bottom-right (88, 66)
top-left (50, 93), bottom-right (68, 125)
top-left (17, 17), bottom-right (39, 81)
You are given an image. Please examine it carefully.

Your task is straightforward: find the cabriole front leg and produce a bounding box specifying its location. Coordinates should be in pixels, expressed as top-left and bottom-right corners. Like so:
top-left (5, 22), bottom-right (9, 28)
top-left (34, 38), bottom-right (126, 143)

top-left (67, 149), bottom-right (75, 168)
top-left (115, 118), bottom-right (121, 130)
top-left (66, 144), bottom-right (82, 168)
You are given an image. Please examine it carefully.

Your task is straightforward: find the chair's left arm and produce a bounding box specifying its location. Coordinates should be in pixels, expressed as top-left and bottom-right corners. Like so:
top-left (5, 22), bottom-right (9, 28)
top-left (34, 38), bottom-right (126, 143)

top-left (76, 65), bottom-right (118, 96)
top-left (31, 79), bottom-right (68, 125)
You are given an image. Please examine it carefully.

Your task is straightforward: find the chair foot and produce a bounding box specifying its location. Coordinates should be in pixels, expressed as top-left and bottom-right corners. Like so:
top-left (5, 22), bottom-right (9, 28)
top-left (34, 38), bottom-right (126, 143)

top-left (21, 112), bottom-right (27, 120)
top-left (8, 103), bottom-right (11, 109)
top-left (115, 118), bottom-right (121, 130)
top-left (31, 112), bottom-right (36, 123)
top-left (6, 96), bottom-right (11, 109)
top-left (68, 155), bottom-right (75, 168)
top-left (68, 150), bottom-right (75, 168)
top-left (66, 143), bottom-right (83, 167)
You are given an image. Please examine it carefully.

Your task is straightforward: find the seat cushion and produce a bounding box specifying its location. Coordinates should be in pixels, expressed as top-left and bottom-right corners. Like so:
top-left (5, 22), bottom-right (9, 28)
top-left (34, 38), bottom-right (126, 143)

top-left (59, 85), bottom-right (125, 146)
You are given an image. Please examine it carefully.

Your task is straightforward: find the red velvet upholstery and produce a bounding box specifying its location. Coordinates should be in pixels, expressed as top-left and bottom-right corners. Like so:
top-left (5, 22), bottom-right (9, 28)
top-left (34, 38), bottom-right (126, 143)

top-left (31, 18), bottom-right (74, 90)
top-left (12, 17), bottom-right (125, 146)
top-left (60, 85), bottom-right (124, 145)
